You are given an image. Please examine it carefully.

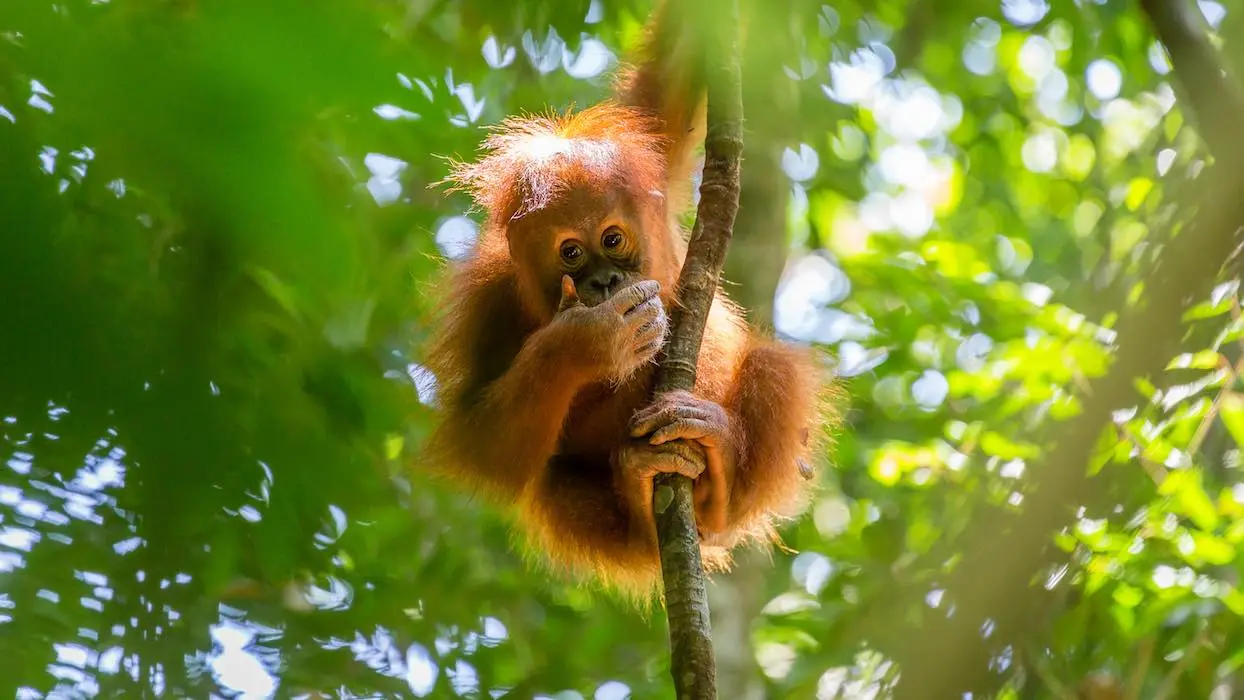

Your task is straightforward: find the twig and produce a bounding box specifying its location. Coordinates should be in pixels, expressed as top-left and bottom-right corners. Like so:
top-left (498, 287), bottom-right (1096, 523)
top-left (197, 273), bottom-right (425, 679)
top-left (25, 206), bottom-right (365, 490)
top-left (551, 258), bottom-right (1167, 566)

top-left (649, 1), bottom-right (744, 697)
top-left (1152, 624), bottom-right (1210, 700)
top-left (1126, 636), bottom-right (1155, 700)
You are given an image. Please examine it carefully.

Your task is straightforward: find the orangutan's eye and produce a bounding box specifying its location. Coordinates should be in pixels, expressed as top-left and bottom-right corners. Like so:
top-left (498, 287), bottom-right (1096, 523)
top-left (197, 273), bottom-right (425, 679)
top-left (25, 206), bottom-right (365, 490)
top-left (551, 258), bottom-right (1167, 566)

top-left (602, 227), bottom-right (624, 249)
top-left (560, 241), bottom-right (584, 262)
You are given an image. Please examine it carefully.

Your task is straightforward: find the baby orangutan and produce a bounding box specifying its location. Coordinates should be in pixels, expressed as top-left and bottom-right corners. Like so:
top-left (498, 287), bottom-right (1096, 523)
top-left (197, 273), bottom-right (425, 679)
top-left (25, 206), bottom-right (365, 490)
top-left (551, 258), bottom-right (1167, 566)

top-left (423, 2), bottom-right (833, 594)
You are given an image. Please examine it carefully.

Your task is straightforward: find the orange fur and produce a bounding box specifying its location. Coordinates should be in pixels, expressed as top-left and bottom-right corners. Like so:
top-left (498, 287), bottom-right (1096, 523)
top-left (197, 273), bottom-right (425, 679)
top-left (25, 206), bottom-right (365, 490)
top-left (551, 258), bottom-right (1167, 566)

top-left (422, 1), bottom-right (836, 598)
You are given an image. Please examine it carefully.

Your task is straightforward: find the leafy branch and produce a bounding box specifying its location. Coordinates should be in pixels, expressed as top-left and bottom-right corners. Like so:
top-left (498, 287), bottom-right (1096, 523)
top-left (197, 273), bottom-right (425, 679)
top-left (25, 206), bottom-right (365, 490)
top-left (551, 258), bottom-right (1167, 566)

top-left (893, 0), bottom-right (1244, 696)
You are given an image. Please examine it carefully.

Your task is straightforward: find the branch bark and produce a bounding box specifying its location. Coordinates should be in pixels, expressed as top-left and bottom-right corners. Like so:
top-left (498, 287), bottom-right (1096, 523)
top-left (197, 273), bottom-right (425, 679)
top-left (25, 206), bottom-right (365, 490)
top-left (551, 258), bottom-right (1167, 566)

top-left (649, 1), bottom-right (743, 697)
top-left (1139, 0), bottom-right (1244, 162)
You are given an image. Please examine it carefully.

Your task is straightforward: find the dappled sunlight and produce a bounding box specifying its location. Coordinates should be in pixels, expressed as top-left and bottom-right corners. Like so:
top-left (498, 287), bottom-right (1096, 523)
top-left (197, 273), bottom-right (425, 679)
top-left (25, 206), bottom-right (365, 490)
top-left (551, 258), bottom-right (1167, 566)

top-left (434, 215), bottom-right (478, 260)
top-left (210, 621), bottom-right (277, 698)
top-left (5, 0), bottom-right (1244, 696)
top-left (0, 406), bottom-right (561, 695)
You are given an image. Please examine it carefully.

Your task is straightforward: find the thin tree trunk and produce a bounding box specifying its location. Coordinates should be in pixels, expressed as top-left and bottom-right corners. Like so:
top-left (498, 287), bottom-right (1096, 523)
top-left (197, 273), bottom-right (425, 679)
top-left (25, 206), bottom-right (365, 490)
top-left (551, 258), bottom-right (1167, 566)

top-left (650, 1), bottom-right (744, 697)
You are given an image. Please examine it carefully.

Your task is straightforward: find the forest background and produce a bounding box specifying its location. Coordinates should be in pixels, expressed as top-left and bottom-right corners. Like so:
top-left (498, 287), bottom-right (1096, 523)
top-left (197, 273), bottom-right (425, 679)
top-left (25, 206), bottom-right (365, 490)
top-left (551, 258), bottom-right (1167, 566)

top-left (2, 0), bottom-right (1243, 698)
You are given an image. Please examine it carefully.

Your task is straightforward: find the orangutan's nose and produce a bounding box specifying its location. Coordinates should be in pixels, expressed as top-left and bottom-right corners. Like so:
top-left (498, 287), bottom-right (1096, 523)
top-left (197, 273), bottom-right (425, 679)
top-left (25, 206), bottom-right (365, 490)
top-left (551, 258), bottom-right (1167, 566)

top-left (586, 270), bottom-right (623, 296)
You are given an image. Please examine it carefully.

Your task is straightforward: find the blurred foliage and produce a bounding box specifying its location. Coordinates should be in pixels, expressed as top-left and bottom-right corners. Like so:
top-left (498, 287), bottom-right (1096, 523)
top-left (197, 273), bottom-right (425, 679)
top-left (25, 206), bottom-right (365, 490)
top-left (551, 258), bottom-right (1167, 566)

top-left (3, 0), bottom-right (1244, 698)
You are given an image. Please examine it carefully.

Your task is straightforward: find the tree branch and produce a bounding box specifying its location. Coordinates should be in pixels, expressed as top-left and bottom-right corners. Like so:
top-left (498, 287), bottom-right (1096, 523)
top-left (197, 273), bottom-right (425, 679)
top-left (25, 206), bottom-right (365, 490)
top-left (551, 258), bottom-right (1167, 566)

top-left (1139, 0), bottom-right (1244, 162)
top-left (649, 1), bottom-right (743, 697)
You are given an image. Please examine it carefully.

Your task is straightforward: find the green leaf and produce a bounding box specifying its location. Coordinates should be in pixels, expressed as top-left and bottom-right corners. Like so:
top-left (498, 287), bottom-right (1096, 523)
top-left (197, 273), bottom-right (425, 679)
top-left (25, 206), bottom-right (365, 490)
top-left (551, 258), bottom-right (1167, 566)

top-left (1166, 350), bottom-right (1223, 371)
top-left (1124, 177), bottom-right (1154, 210)
top-left (385, 433), bottom-right (405, 461)
top-left (1159, 469), bottom-right (1220, 532)
top-left (1222, 589), bottom-right (1244, 617)
top-left (979, 431), bottom-right (1039, 459)
top-left (1220, 393), bottom-right (1244, 447)
top-left (1188, 532), bottom-right (1236, 566)
top-left (1113, 583), bottom-right (1144, 608)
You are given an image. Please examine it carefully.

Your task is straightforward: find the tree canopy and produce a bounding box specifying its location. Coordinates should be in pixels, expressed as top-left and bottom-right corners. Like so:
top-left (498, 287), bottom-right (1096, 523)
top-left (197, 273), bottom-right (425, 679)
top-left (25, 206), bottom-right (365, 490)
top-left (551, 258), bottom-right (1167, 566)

top-left (2, 0), bottom-right (1244, 697)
